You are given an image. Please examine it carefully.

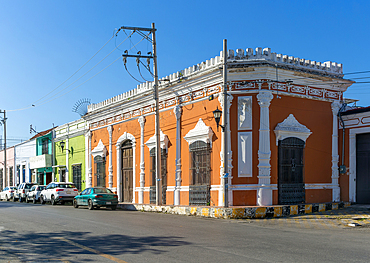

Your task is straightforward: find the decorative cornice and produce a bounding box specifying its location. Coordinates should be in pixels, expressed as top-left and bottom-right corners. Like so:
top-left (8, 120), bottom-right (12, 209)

top-left (145, 130), bottom-right (169, 151)
top-left (174, 105), bottom-right (182, 120)
top-left (116, 132), bottom-right (136, 148)
top-left (138, 116), bottom-right (145, 127)
top-left (274, 114), bottom-right (312, 145)
top-left (184, 118), bottom-right (214, 147)
top-left (257, 91), bottom-right (273, 107)
top-left (91, 140), bottom-right (107, 158)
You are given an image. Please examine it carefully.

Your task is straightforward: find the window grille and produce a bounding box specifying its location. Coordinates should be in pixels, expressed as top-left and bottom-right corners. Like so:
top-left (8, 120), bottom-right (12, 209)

top-left (94, 155), bottom-right (106, 187)
top-left (149, 147), bottom-right (167, 204)
top-left (189, 141), bottom-right (211, 206)
top-left (72, 164), bottom-right (82, 191)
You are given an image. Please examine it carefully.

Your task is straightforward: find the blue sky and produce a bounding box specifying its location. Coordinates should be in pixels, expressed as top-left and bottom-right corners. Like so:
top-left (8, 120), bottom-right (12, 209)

top-left (1, 0), bottom-right (370, 145)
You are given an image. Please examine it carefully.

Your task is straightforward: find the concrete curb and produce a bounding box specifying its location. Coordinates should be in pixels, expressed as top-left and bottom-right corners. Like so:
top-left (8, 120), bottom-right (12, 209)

top-left (117, 201), bottom-right (351, 219)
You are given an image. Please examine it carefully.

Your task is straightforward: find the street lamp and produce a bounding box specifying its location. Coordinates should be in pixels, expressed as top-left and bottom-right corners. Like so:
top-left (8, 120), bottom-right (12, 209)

top-left (59, 141), bottom-right (70, 153)
top-left (213, 107), bottom-right (224, 132)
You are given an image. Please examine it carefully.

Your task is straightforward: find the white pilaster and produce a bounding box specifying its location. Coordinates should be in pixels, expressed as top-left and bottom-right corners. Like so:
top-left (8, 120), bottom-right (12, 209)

top-left (107, 125), bottom-right (113, 189)
top-left (85, 131), bottom-right (92, 188)
top-left (257, 91), bottom-right (273, 206)
top-left (66, 137), bottom-right (69, 182)
top-left (174, 106), bottom-right (182, 205)
top-left (331, 101), bottom-right (341, 202)
top-left (138, 116), bottom-right (145, 204)
top-left (218, 92), bottom-right (234, 206)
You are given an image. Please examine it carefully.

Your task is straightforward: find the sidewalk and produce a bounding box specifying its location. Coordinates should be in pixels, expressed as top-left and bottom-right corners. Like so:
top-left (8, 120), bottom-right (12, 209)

top-left (117, 201), bottom-right (351, 219)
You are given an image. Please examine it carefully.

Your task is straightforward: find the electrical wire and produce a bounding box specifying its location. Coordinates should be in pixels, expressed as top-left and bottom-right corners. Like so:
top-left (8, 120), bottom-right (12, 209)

top-left (9, 31), bottom-right (135, 112)
top-left (36, 56), bottom-right (123, 107)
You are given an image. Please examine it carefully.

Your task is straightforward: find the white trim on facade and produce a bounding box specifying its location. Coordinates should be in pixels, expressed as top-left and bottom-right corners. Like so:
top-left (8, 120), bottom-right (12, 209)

top-left (274, 114), bottom-right (312, 146)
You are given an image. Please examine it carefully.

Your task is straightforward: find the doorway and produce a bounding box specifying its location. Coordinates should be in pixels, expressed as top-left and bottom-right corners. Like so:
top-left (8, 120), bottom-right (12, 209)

top-left (278, 137), bottom-right (305, 205)
top-left (121, 141), bottom-right (133, 203)
top-left (356, 133), bottom-right (370, 204)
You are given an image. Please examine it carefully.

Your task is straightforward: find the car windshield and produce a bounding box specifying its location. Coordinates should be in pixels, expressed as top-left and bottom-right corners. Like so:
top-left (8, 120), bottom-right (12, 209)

top-left (25, 184), bottom-right (34, 189)
top-left (93, 188), bottom-right (113, 194)
top-left (10, 187), bottom-right (16, 190)
top-left (38, 186), bottom-right (45, 190)
top-left (57, 184), bottom-right (76, 189)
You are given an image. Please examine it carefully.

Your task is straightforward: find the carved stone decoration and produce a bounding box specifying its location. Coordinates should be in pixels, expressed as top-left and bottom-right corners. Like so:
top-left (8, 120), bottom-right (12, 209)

top-left (173, 106), bottom-right (182, 205)
top-left (138, 116), bottom-right (145, 204)
top-left (91, 140), bottom-right (107, 158)
top-left (184, 119), bottom-right (213, 147)
top-left (274, 114), bottom-right (312, 146)
top-left (238, 96), bottom-right (252, 130)
top-left (145, 129), bottom-right (169, 151)
top-left (107, 126), bottom-right (113, 189)
top-left (257, 91), bottom-right (273, 206)
top-left (331, 101), bottom-right (341, 202)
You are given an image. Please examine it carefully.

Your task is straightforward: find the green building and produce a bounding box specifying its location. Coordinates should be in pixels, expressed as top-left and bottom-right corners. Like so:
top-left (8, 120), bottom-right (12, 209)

top-left (29, 128), bottom-right (55, 185)
top-left (54, 119), bottom-right (87, 191)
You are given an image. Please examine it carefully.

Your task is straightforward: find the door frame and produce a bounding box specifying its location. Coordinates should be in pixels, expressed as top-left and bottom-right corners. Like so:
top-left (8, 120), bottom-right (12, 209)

top-left (349, 127), bottom-right (370, 202)
top-left (121, 140), bottom-right (133, 203)
top-left (278, 137), bottom-right (305, 205)
top-left (115, 132), bottom-right (136, 203)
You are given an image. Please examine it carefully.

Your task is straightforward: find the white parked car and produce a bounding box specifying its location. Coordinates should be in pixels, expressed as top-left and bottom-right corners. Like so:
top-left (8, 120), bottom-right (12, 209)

top-left (0, 186), bottom-right (17, 201)
top-left (40, 182), bottom-right (78, 205)
top-left (14, 183), bottom-right (36, 202)
top-left (26, 185), bottom-right (46, 204)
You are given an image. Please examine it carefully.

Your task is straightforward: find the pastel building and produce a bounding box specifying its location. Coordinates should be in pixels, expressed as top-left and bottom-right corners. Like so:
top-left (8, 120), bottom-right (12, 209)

top-left (84, 46), bottom-right (353, 206)
top-left (14, 139), bottom-right (36, 185)
top-left (54, 119), bottom-right (87, 191)
top-left (0, 146), bottom-right (15, 189)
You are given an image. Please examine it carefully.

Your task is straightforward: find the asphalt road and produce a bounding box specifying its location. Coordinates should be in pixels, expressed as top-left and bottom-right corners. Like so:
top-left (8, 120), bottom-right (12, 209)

top-left (0, 201), bottom-right (369, 263)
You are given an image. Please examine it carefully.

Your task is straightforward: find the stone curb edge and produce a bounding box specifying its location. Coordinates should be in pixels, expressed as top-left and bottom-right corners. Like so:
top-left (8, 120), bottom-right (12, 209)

top-left (117, 201), bottom-right (351, 219)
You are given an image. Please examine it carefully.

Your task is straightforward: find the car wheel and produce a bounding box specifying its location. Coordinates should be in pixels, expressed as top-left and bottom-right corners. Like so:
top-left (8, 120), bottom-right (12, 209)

top-left (51, 196), bottom-right (56, 205)
top-left (19, 197), bottom-right (23, 202)
top-left (6, 195), bottom-right (9, 201)
top-left (26, 196), bottom-right (29, 203)
top-left (12, 196), bottom-right (16, 202)
top-left (73, 200), bottom-right (78, 209)
top-left (33, 197), bottom-right (37, 204)
top-left (88, 199), bottom-right (94, 210)
top-left (40, 196), bottom-right (45, 205)
top-left (111, 205), bottom-right (117, 211)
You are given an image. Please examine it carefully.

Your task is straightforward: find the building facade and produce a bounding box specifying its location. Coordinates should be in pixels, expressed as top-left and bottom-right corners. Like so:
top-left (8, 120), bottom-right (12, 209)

top-left (14, 139), bottom-right (36, 185)
top-left (29, 128), bottom-right (54, 185)
top-left (339, 106), bottom-right (370, 204)
top-left (0, 146), bottom-right (15, 190)
top-left (54, 119), bottom-right (87, 191)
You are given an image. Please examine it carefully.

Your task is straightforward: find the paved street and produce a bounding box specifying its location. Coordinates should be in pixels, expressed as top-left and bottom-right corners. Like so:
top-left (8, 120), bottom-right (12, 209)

top-left (0, 201), bottom-right (369, 263)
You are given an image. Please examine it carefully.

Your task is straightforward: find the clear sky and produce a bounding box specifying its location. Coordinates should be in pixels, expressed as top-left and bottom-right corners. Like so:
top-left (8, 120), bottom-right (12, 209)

top-left (1, 0), bottom-right (370, 146)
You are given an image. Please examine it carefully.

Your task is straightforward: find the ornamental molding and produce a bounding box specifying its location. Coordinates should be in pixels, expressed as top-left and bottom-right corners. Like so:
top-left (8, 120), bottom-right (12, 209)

top-left (184, 118), bottom-right (214, 147)
top-left (145, 130), bottom-right (169, 151)
top-left (115, 132), bottom-right (136, 148)
top-left (91, 140), bottom-right (107, 158)
top-left (274, 114), bottom-right (312, 145)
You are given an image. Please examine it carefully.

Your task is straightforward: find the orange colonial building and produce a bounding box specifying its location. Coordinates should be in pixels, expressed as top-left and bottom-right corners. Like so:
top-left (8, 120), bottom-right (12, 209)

top-left (83, 47), bottom-right (353, 206)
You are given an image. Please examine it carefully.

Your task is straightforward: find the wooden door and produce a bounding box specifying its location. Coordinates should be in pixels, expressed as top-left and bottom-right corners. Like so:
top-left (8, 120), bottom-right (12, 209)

top-left (121, 141), bottom-right (133, 203)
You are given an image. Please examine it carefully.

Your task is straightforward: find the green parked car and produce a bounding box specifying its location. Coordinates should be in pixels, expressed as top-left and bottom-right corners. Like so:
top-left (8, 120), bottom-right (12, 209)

top-left (73, 187), bottom-right (118, 210)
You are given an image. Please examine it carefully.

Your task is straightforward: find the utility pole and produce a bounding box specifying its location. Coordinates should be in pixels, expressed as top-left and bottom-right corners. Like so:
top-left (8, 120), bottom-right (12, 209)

top-left (0, 110), bottom-right (7, 189)
top-left (120, 23), bottom-right (161, 205)
top-left (222, 40), bottom-right (228, 207)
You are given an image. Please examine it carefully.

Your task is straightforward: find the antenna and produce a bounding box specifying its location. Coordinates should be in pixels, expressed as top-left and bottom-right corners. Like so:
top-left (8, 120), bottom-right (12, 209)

top-left (72, 98), bottom-right (91, 117)
top-left (30, 124), bottom-right (37, 134)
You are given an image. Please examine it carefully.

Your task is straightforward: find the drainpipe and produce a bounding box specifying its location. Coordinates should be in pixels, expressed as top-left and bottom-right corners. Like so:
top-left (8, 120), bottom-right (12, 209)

top-left (338, 103), bottom-right (347, 174)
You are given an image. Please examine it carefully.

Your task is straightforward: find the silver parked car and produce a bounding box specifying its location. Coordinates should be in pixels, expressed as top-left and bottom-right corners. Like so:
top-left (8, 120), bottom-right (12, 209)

top-left (0, 186), bottom-right (17, 201)
top-left (26, 185), bottom-right (46, 204)
top-left (14, 183), bottom-right (36, 202)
